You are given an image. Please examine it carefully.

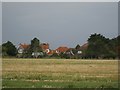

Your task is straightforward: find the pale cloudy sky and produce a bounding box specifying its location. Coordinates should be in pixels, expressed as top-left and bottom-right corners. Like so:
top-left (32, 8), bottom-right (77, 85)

top-left (2, 2), bottom-right (118, 49)
top-left (1, 0), bottom-right (119, 2)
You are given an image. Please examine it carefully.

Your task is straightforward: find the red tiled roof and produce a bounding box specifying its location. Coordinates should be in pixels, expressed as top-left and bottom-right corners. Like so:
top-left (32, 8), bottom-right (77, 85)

top-left (47, 50), bottom-right (57, 55)
top-left (56, 46), bottom-right (69, 53)
top-left (40, 43), bottom-right (49, 50)
top-left (19, 43), bottom-right (30, 49)
top-left (19, 43), bottom-right (49, 50)
top-left (47, 51), bottom-right (53, 55)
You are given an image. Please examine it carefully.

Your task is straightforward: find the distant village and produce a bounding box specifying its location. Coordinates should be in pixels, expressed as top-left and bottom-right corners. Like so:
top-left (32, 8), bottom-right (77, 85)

top-left (17, 42), bottom-right (88, 58)
top-left (2, 33), bottom-right (120, 59)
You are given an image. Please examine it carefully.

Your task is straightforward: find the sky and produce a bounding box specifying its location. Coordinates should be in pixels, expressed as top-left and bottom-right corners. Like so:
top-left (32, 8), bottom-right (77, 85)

top-left (2, 2), bottom-right (118, 49)
top-left (1, 0), bottom-right (119, 2)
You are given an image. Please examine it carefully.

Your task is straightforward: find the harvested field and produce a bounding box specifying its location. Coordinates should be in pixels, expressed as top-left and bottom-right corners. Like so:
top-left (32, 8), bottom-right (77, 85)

top-left (2, 58), bottom-right (118, 88)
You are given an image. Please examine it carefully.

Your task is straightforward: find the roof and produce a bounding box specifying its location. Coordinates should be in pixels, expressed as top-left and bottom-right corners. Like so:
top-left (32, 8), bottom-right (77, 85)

top-left (80, 43), bottom-right (88, 50)
top-left (66, 48), bottom-right (75, 51)
top-left (47, 50), bottom-right (53, 55)
top-left (56, 46), bottom-right (69, 53)
top-left (40, 43), bottom-right (49, 50)
top-left (19, 43), bottom-right (49, 50)
top-left (19, 43), bottom-right (30, 49)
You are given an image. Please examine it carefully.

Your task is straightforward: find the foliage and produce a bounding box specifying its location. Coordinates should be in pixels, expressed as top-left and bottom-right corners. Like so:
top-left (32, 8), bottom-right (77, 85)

top-left (2, 34), bottom-right (120, 59)
top-left (50, 53), bottom-right (59, 58)
top-left (0, 45), bottom-right (2, 56)
top-left (85, 33), bottom-right (118, 59)
top-left (29, 38), bottom-right (42, 53)
top-left (31, 38), bottom-right (40, 51)
top-left (21, 37), bottom-right (43, 58)
top-left (2, 41), bottom-right (17, 56)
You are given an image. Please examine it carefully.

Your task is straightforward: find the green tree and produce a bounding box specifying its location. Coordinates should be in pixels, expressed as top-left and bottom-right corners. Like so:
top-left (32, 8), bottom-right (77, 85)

top-left (2, 41), bottom-right (17, 56)
top-left (86, 33), bottom-right (112, 59)
top-left (30, 38), bottom-right (42, 52)
top-left (29, 38), bottom-right (42, 58)
top-left (0, 45), bottom-right (2, 57)
top-left (115, 35), bottom-right (120, 59)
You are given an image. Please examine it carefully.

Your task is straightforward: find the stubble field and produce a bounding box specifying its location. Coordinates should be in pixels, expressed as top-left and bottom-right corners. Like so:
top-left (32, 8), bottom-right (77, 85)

top-left (2, 58), bottom-right (118, 88)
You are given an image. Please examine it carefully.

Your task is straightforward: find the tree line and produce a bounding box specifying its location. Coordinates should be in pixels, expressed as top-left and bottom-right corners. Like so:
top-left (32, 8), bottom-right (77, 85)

top-left (85, 33), bottom-right (119, 59)
top-left (1, 33), bottom-right (120, 59)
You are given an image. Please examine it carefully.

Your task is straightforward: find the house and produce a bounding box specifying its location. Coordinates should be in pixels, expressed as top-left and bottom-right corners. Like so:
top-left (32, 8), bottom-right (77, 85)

top-left (55, 46), bottom-right (69, 54)
top-left (40, 43), bottom-right (49, 51)
top-left (18, 43), bottom-right (50, 53)
top-left (75, 44), bottom-right (82, 55)
top-left (47, 50), bottom-right (57, 56)
top-left (17, 43), bottom-right (30, 58)
top-left (65, 48), bottom-right (75, 55)
top-left (74, 43), bottom-right (88, 56)
top-left (32, 52), bottom-right (44, 58)
top-left (17, 43), bottom-right (89, 58)
top-left (40, 43), bottom-right (51, 55)
top-left (64, 43), bottom-right (88, 59)
top-left (18, 43), bottom-right (30, 54)
top-left (80, 43), bottom-right (88, 51)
